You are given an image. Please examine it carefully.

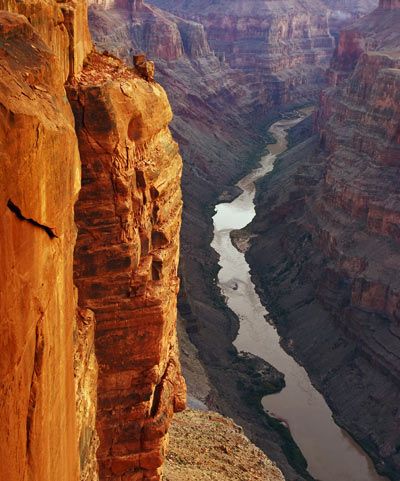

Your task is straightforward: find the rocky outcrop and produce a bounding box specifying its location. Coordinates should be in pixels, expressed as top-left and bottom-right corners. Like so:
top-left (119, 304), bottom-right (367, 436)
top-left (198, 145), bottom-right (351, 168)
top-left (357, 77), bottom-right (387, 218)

top-left (248, 5), bottom-right (400, 480)
top-left (0, 2), bottom-right (90, 481)
top-left (0, 2), bottom-right (185, 481)
top-left (69, 50), bottom-right (186, 481)
top-left (165, 410), bottom-right (285, 481)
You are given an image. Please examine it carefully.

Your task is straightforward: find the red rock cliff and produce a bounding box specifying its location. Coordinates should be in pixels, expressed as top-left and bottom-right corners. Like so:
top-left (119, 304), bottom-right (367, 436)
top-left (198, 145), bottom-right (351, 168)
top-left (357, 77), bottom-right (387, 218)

top-left (0, 2), bottom-right (185, 481)
top-left (69, 52), bottom-right (186, 481)
top-left (0, 1), bottom-right (91, 481)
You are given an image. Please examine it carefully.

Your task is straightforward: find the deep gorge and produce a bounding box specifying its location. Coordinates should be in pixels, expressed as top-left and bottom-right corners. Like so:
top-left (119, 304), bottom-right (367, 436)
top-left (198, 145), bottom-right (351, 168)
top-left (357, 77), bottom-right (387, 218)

top-left (1, 1), bottom-right (399, 481)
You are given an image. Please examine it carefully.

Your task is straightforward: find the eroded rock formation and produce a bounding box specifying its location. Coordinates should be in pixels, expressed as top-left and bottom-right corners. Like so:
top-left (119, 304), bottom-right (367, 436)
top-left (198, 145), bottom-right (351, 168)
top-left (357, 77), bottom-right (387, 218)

top-left (69, 51), bottom-right (186, 481)
top-left (150, 0), bottom-right (337, 106)
top-left (0, 2), bottom-right (185, 481)
top-left (0, 2), bottom-right (90, 481)
top-left (248, 3), bottom-right (400, 479)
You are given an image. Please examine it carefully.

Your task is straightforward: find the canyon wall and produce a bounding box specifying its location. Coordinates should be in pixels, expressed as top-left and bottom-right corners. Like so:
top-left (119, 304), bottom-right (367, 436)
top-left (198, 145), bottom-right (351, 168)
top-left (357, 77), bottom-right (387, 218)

top-left (0, 2), bottom-right (90, 481)
top-left (0, 2), bottom-right (185, 481)
top-left (248, 3), bottom-right (400, 479)
top-left (149, 0), bottom-right (336, 106)
top-left (69, 51), bottom-right (186, 481)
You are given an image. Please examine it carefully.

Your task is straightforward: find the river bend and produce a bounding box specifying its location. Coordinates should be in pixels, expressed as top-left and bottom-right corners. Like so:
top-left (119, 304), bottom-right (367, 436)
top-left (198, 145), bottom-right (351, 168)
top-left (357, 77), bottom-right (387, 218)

top-left (211, 114), bottom-right (387, 481)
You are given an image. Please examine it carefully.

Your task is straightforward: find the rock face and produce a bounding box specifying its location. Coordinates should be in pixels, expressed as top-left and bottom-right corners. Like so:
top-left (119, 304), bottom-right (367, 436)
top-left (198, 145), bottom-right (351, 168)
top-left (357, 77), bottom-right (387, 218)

top-left (69, 51), bottom-right (186, 481)
top-left (150, 0), bottom-right (336, 106)
top-left (248, 5), bottom-right (400, 480)
top-left (0, 3), bottom-right (185, 481)
top-left (0, 2), bottom-right (90, 481)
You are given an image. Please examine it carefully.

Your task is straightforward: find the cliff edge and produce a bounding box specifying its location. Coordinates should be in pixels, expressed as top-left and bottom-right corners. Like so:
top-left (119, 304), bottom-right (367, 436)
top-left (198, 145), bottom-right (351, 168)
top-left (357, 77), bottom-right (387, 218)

top-left (0, 2), bottom-right (185, 481)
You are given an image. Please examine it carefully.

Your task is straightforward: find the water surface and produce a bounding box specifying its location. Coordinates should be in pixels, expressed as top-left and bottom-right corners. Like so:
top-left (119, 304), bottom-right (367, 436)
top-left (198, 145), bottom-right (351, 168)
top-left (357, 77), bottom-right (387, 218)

top-left (212, 114), bottom-right (388, 481)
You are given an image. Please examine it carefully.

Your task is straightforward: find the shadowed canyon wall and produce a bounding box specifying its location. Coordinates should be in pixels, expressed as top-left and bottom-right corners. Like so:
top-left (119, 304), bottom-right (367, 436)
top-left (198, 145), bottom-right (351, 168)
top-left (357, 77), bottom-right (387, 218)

top-left (248, 2), bottom-right (400, 479)
top-left (148, 0), bottom-right (337, 106)
top-left (0, 2), bottom-right (185, 481)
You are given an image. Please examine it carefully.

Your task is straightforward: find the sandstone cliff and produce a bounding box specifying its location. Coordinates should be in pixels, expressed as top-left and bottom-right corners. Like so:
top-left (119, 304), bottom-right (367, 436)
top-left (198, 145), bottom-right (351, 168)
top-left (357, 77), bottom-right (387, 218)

top-left (0, 2), bottom-right (185, 481)
top-left (0, 2), bottom-right (90, 481)
top-left (247, 3), bottom-right (400, 479)
top-left (69, 51), bottom-right (186, 481)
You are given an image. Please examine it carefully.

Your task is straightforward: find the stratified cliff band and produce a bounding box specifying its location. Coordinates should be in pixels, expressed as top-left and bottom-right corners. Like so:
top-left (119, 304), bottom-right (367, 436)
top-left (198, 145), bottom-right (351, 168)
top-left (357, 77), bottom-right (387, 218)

top-left (0, 2), bottom-right (185, 481)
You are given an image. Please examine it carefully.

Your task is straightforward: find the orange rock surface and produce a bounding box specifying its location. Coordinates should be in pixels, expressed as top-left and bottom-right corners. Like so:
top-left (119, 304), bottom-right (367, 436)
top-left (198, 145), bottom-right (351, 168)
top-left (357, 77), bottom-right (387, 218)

top-left (69, 51), bottom-right (186, 481)
top-left (0, 2), bottom-right (87, 481)
top-left (0, 3), bottom-right (185, 481)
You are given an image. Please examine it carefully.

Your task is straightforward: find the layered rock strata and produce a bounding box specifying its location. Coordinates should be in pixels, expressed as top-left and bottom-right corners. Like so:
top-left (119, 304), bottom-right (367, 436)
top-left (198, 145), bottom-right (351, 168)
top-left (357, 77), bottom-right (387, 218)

top-left (69, 52), bottom-right (186, 481)
top-left (248, 4), bottom-right (400, 479)
top-left (149, 0), bottom-right (336, 105)
top-left (0, 2), bottom-right (186, 481)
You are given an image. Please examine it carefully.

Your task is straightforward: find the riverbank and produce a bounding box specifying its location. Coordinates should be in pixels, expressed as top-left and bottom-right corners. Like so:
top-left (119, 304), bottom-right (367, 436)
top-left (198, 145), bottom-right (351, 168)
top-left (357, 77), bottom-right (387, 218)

top-left (212, 113), bottom-right (388, 481)
top-left (245, 119), bottom-right (395, 480)
top-left (179, 111), bottom-right (322, 481)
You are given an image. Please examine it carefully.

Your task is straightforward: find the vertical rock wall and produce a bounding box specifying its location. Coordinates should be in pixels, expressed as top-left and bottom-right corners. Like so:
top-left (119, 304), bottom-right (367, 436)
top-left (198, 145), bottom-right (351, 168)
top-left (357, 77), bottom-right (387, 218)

top-left (0, 3), bottom-right (185, 481)
top-left (69, 53), bottom-right (186, 481)
top-left (0, 1), bottom-right (91, 481)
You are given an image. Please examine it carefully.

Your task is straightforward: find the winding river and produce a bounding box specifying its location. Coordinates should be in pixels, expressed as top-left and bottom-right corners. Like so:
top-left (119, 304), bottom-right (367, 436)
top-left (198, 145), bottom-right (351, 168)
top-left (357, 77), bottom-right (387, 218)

top-left (211, 113), bottom-right (388, 481)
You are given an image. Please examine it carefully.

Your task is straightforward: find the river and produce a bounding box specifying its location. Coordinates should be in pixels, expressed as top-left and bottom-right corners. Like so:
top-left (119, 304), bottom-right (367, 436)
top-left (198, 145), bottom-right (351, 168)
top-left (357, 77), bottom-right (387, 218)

top-left (211, 113), bottom-right (388, 481)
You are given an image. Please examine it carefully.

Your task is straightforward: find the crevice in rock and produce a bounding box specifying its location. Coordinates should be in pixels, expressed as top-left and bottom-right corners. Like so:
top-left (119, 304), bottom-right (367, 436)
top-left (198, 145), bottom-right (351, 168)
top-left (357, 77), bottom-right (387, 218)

top-left (7, 199), bottom-right (58, 239)
top-left (26, 317), bottom-right (45, 457)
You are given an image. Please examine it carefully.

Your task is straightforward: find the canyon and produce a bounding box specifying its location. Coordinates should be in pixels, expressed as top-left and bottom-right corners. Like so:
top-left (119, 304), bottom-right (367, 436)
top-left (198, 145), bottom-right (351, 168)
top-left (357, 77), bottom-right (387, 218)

top-left (88, 0), bottom-right (399, 479)
top-left (1, 1), bottom-right (399, 481)
top-left (247, 1), bottom-right (400, 480)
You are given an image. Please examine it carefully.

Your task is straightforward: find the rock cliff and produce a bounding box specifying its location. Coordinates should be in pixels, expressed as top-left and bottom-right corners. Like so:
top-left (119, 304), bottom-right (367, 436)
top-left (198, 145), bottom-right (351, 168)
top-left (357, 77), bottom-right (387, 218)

top-left (0, 2), bottom-right (185, 481)
top-left (69, 51), bottom-right (186, 481)
top-left (0, 2), bottom-right (90, 481)
top-left (248, 3), bottom-right (400, 479)
top-left (150, 0), bottom-right (336, 106)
